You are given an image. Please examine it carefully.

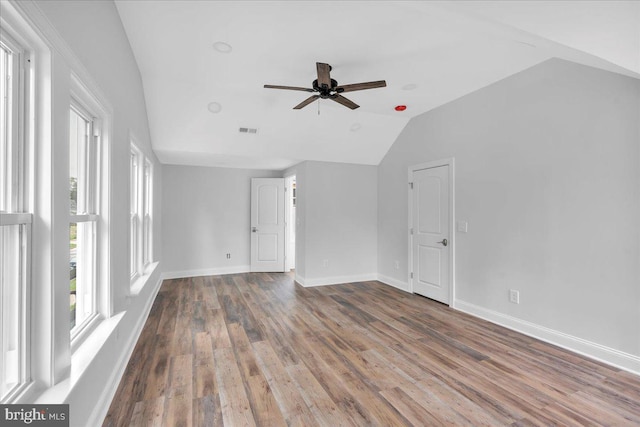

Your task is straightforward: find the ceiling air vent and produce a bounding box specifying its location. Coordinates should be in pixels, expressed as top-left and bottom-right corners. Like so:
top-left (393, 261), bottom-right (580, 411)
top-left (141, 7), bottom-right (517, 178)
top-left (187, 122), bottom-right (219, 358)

top-left (239, 127), bottom-right (258, 134)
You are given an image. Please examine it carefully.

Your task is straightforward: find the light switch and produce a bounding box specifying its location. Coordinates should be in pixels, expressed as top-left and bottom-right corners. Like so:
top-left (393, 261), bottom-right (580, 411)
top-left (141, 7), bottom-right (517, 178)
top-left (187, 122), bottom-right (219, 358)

top-left (457, 220), bottom-right (468, 233)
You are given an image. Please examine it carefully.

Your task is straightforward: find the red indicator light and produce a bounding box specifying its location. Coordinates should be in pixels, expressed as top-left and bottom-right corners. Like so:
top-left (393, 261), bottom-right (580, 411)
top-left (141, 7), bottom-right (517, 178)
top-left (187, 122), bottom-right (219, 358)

top-left (395, 105), bottom-right (407, 111)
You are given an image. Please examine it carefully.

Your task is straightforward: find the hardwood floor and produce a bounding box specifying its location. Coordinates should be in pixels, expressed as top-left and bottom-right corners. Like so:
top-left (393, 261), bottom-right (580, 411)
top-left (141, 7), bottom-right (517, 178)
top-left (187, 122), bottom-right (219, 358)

top-left (103, 273), bottom-right (640, 426)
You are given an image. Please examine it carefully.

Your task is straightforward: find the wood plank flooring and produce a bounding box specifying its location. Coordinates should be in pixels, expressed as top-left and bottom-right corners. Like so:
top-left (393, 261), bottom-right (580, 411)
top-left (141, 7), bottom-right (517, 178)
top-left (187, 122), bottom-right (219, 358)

top-left (103, 273), bottom-right (640, 426)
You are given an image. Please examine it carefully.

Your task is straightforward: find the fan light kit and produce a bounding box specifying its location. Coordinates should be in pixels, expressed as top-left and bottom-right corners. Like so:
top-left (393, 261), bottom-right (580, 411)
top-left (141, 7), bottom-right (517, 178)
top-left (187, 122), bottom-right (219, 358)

top-left (264, 62), bottom-right (386, 110)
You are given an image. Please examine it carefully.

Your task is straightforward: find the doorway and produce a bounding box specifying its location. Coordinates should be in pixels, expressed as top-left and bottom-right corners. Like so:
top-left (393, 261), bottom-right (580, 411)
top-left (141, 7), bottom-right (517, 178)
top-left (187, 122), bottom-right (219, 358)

top-left (285, 175), bottom-right (296, 271)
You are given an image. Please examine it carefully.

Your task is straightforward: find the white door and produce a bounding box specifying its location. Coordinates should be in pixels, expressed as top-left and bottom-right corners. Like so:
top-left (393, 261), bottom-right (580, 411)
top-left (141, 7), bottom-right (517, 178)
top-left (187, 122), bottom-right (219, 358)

top-left (411, 165), bottom-right (451, 304)
top-left (251, 178), bottom-right (285, 272)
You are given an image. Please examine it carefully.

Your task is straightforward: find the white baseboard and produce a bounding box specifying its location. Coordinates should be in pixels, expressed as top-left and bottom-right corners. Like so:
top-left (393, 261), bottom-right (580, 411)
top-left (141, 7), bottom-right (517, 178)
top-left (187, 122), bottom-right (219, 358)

top-left (295, 273), bottom-right (378, 287)
top-left (162, 265), bottom-right (250, 280)
top-left (377, 274), bottom-right (411, 293)
top-left (88, 275), bottom-right (164, 427)
top-left (455, 299), bottom-right (640, 376)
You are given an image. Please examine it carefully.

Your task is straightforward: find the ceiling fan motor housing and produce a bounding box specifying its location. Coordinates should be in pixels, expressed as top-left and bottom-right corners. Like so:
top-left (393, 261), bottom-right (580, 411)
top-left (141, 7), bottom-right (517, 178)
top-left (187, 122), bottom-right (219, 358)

top-left (313, 79), bottom-right (339, 98)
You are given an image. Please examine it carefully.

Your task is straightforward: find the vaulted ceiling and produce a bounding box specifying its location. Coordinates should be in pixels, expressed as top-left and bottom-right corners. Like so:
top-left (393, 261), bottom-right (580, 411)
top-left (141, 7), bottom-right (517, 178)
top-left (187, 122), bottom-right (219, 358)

top-left (115, 1), bottom-right (640, 170)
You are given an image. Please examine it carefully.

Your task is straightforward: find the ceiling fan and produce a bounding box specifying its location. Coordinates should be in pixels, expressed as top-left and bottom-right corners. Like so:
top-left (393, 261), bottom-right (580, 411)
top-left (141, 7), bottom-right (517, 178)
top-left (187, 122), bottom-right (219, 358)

top-left (264, 62), bottom-right (386, 110)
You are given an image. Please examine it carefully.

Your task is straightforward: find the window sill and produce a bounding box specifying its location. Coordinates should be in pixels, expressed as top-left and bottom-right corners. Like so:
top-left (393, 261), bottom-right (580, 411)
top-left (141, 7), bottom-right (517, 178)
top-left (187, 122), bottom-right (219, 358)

top-left (3, 380), bottom-right (36, 404)
top-left (34, 311), bottom-right (125, 405)
top-left (129, 261), bottom-right (159, 297)
top-left (70, 313), bottom-right (102, 354)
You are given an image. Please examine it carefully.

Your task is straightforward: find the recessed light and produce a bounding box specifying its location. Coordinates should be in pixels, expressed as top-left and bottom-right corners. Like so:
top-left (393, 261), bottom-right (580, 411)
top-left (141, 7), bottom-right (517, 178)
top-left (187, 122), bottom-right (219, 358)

top-left (350, 123), bottom-right (362, 132)
top-left (212, 41), bottom-right (233, 53)
top-left (402, 83), bottom-right (418, 91)
top-left (207, 102), bottom-right (222, 113)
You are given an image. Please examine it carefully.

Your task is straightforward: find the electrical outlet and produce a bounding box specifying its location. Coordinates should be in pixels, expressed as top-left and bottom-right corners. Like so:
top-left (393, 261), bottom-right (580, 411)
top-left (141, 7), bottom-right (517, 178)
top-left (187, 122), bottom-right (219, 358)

top-left (323, 259), bottom-right (329, 268)
top-left (509, 289), bottom-right (520, 304)
top-left (394, 260), bottom-right (400, 270)
top-left (226, 253), bottom-right (231, 259)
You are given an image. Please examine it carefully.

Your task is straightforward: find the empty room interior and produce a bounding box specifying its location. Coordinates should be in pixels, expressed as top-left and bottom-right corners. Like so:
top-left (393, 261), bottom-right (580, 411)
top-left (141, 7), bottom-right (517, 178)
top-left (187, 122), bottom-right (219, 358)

top-left (1, 0), bottom-right (639, 426)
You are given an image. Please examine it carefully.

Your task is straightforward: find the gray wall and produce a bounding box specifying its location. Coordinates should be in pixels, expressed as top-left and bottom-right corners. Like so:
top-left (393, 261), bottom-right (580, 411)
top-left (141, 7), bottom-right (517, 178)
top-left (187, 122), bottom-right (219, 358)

top-left (165, 161), bottom-right (378, 285)
top-left (378, 58), bottom-right (640, 357)
top-left (162, 165), bottom-right (280, 275)
top-left (301, 161), bottom-right (378, 285)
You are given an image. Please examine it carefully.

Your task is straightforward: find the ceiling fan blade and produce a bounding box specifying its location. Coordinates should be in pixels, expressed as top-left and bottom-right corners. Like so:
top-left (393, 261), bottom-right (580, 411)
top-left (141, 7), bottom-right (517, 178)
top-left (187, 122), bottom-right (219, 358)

top-left (336, 80), bottom-right (387, 93)
top-left (293, 95), bottom-right (320, 109)
top-left (331, 95), bottom-right (360, 110)
top-left (316, 62), bottom-right (332, 89)
top-left (264, 84), bottom-right (315, 92)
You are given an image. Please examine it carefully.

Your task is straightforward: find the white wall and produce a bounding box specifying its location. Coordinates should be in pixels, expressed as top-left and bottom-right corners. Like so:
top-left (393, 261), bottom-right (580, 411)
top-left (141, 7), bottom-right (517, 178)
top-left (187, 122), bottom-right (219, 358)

top-left (15, 1), bottom-right (163, 425)
top-left (378, 59), bottom-right (640, 365)
top-left (162, 165), bottom-right (280, 276)
top-left (289, 161), bottom-right (378, 286)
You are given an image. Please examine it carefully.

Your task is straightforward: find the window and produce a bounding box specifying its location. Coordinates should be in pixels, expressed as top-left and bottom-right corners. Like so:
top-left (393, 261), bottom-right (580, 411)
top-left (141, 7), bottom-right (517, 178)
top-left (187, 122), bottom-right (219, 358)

top-left (142, 159), bottom-right (153, 267)
top-left (69, 102), bottom-right (99, 335)
top-left (0, 29), bottom-right (31, 402)
top-left (130, 142), bottom-right (153, 284)
top-left (129, 146), bottom-right (139, 279)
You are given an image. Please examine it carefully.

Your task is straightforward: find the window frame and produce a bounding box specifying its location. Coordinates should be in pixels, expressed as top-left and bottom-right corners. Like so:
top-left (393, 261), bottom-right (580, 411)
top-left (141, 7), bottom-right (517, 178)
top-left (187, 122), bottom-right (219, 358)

top-left (68, 73), bottom-right (111, 350)
top-left (129, 139), bottom-right (153, 288)
top-left (130, 143), bottom-right (141, 281)
top-left (69, 100), bottom-right (99, 341)
top-left (0, 26), bottom-right (32, 403)
top-left (142, 158), bottom-right (153, 268)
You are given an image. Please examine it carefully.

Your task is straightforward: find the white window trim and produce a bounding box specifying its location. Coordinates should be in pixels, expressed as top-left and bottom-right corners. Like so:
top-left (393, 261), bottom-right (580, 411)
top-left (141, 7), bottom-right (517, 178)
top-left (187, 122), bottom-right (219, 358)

top-left (1, 0), bottom-right (117, 404)
top-left (129, 137), bottom-right (153, 293)
top-left (0, 20), bottom-right (32, 404)
top-left (142, 159), bottom-right (153, 269)
top-left (68, 73), bottom-right (111, 352)
top-left (69, 99), bottom-right (99, 342)
top-left (130, 142), bottom-right (141, 282)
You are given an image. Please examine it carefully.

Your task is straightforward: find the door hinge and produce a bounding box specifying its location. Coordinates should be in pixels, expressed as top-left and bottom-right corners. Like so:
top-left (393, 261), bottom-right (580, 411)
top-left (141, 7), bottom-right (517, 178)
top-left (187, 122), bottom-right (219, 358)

top-left (409, 182), bottom-right (413, 189)
top-left (410, 228), bottom-right (413, 235)
top-left (410, 272), bottom-right (413, 279)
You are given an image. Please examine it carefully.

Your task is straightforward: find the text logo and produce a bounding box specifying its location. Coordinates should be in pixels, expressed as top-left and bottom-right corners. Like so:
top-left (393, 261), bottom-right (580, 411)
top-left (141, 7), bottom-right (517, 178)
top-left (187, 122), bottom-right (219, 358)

top-left (0, 405), bottom-right (69, 426)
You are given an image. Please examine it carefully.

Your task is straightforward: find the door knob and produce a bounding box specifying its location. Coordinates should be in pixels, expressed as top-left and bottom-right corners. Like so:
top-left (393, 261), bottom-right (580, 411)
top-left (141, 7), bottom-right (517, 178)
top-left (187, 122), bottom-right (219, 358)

top-left (252, 227), bottom-right (258, 232)
top-left (437, 238), bottom-right (448, 246)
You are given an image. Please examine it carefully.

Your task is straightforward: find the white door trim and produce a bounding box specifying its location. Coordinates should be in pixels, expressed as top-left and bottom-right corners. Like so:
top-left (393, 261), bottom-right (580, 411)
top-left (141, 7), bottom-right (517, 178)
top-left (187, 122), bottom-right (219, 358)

top-left (408, 157), bottom-right (455, 306)
top-left (284, 175), bottom-right (295, 272)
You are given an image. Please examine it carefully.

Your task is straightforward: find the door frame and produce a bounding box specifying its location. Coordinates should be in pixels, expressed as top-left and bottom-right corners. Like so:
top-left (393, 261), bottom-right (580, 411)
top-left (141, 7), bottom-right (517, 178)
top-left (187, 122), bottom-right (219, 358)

top-left (284, 174), bottom-right (296, 271)
top-left (408, 157), bottom-right (456, 306)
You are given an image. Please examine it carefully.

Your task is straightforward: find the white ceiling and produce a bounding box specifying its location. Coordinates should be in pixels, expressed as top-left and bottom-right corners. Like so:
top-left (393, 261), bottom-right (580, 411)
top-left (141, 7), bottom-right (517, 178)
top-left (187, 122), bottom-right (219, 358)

top-left (114, 1), bottom-right (640, 170)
